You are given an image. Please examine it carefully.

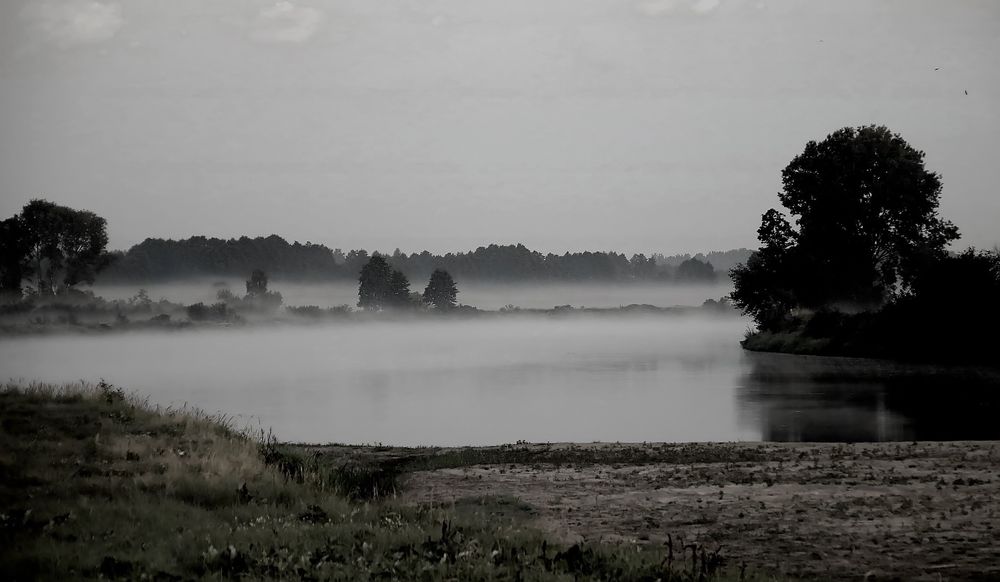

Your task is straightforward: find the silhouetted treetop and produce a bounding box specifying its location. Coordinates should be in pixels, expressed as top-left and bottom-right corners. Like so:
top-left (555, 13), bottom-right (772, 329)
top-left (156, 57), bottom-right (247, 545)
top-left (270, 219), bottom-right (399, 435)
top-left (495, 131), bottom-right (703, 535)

top-left (386, 269), bottom-right (412, 309)
top-left (423, 269), bottom-right (458, 310)
top-left (357, 254), bottom-right (392, 311)
top-left (2, 199), bottom-right (111, 297)
top-left (732, 125), bottom-right (960, 329)
top-left (778, 125), bottom-right (958, 304)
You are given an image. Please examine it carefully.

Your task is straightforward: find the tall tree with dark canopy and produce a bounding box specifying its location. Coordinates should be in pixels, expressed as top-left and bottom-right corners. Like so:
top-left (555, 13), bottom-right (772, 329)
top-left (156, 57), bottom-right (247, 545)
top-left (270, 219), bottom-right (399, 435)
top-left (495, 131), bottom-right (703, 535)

top-left (245, 269), bottom-right (269, 296)
top-left (731, 125), bottom-right (959, 329)
top-left (423, 269), bottom-right (458, 310)
top-left (358, 254), bottom-right (414, 310)
top-left (0, 217), bottom-right (28, 297)
top-left (4, 200), bottom-right (111, 296)
top-left (386, 269), bottom-right (412, 308)
top-left (357, 254), bottom-right (392, 311)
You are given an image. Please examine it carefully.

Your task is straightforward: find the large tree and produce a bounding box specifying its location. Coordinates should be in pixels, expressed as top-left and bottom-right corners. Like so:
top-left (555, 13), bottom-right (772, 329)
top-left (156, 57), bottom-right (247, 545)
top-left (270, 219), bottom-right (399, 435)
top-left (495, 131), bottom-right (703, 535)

top-left (358, 254), bottom-right (415, 311)
top-left (357, 254), bottom-right (392, 311)
top-left (731, 125), bottom-right (959, 328)
top-left (0, 217), bottom-right (28, 296)
top-left (423, 269), bottom-right (458, 310)
top-left (386, 269), bottom-right (412, 308)
top-left (3, 199), bottom-right (111, 296)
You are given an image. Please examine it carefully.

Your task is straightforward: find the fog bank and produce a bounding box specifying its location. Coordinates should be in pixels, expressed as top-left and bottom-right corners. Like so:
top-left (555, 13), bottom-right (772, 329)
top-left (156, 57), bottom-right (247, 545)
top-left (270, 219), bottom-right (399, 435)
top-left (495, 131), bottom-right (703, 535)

top-left (90, 280), bottom-right (734, 310)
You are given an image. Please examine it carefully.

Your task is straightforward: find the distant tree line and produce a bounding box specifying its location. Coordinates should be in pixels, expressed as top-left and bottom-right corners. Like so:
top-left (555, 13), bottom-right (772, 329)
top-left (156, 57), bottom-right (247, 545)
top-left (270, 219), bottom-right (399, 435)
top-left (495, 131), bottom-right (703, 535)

top-left (652, 250), bottom-right (754, 274)
top-left (99, 235), bottom-right (351, 283)
top-left (98, 236), bottom-right (749, 284)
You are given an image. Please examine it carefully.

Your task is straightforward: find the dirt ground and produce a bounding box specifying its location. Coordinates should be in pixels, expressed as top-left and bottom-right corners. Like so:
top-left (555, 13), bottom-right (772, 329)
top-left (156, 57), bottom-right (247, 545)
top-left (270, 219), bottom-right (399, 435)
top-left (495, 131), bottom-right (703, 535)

top-left (400, 441), bottom-right (1000, 581)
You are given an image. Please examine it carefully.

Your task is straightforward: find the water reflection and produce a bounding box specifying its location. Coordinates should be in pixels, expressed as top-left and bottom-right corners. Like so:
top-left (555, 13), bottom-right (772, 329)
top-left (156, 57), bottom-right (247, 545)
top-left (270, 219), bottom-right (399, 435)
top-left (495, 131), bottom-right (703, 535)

top-left (738, 352), bottom-right (1000, 442)
top-left (1, 318), bottom-right (998, 444)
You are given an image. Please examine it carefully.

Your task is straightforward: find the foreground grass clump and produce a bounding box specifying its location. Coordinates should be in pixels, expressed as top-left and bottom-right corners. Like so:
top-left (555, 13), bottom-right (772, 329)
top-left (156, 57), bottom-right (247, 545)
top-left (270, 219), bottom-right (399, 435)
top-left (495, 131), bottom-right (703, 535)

top-left (0, 382), bottom-right (773, 581)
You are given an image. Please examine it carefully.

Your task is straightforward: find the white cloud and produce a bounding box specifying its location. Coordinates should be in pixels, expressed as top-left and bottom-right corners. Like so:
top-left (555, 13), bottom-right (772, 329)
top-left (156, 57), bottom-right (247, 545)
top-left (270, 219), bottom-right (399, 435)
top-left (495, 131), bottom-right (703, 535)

top-left (250, 1), bottom-right (324, 44)
top-left (21, 0), bottom-right (124, 48)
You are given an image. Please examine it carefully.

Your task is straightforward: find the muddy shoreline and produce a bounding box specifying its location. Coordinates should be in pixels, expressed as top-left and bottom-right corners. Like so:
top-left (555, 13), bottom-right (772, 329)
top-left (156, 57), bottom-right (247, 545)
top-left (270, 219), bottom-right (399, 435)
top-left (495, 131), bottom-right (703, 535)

top-left (322, 441), bottom-right (1000, 580)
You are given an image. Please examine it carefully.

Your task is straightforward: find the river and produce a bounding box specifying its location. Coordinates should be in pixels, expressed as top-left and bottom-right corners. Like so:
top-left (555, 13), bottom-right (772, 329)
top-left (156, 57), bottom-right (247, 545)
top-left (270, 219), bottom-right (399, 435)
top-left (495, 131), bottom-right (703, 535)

top-left (3, 309), bottom-right (997, 445)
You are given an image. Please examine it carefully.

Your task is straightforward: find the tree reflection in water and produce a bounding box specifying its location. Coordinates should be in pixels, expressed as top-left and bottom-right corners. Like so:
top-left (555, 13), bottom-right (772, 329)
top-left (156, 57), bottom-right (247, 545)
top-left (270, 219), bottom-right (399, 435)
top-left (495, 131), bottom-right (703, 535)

top-left (737, 352), bottom-right (1000, 442)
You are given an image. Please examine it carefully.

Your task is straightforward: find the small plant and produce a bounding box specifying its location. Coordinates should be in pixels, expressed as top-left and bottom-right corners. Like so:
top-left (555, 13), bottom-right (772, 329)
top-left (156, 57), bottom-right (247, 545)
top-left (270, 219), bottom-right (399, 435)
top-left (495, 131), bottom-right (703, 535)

top-left (329, 461), bottom-right (401, 500)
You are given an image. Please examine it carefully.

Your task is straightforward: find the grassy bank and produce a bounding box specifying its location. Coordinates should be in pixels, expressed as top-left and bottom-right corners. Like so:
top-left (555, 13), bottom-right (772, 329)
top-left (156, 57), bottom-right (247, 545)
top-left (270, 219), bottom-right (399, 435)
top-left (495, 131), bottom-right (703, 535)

top-left (740, 330), bottom-right (837, 358)
top-left (0, 382), bottom-right (773, 581)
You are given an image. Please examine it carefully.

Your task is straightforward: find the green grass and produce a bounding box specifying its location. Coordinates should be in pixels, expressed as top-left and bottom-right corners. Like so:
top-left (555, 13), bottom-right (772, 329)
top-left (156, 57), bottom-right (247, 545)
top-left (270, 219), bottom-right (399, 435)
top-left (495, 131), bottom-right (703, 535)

top-left (0, 381), bottom-right (782, 581)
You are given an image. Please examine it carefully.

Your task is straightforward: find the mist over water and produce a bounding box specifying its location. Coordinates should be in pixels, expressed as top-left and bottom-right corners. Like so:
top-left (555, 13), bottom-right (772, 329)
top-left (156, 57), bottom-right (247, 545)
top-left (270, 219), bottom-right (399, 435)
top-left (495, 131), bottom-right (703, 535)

top-left (1, 316), bottom-right (748, 444)
top-left (3, 312), bottom-right (998, 445)
top-left (90, 281), bottom-right (734, 310)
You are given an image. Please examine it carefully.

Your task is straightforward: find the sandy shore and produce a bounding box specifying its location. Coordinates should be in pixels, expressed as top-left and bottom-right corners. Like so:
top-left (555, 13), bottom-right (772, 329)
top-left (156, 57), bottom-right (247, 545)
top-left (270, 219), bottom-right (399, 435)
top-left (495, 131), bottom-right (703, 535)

top-left (398, 441), bottom-right (1000, 580)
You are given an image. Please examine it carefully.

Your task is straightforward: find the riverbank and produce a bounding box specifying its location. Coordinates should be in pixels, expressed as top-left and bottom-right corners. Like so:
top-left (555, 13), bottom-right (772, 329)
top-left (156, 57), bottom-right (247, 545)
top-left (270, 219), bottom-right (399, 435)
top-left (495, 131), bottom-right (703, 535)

top-left (4, 383), bottom-right (998, 580)
top-left (739, 303), bottom-right (999, 367)
top-left (0, 382), bottom-right (769, 581)
top-left (740, 328), bottom-right (906, 362)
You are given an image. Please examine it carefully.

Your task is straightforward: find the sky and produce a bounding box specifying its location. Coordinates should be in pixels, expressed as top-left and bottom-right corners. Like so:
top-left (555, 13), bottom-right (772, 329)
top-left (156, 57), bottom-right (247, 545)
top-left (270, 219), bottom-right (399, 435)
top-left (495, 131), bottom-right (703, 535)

top-left (0, 0), bottom-right (997, 255)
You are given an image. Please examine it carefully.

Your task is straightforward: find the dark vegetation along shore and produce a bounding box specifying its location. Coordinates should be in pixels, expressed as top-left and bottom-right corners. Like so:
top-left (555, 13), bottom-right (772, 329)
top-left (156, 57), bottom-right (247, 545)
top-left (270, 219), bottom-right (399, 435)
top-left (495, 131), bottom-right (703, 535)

top-left (730, 126), bottom-right (1000, 365)
top-left (5, 382), bottom-right (1000, 581)
top-left (0, 198), bottom-right (738, 335)
top-left (0, 282), bottom-right (737, 336)
top-left (1, 382), bottom-right (782, 581)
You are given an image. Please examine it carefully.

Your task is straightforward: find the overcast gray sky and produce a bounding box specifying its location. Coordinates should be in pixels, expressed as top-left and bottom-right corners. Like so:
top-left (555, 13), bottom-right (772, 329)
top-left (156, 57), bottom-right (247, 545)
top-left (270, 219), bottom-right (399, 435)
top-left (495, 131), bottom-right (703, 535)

top-left (1, 0), bottom-right (997, 254)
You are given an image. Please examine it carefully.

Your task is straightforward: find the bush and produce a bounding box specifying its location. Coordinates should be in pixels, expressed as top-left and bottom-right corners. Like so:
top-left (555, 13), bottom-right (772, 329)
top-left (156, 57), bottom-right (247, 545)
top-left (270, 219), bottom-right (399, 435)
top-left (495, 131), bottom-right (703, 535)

top-left (286, 305), bottom-right (323, 318)
top-left (185, 302), bottom-right (239, 323)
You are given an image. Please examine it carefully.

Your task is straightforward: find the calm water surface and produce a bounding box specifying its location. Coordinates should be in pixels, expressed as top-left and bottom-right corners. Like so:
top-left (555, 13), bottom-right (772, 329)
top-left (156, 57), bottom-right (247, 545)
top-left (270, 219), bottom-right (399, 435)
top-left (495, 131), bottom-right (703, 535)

top-left (2, 316), bottom-right (997, 445)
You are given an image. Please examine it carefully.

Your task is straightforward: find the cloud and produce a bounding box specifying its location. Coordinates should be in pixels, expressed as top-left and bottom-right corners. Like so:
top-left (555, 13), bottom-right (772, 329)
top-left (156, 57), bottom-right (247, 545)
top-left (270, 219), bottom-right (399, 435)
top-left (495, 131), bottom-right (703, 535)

top-left (250, 1), bottom-right (324, 44)
top-left (21, 0), bottom-right (124, 48)
top-left (637, 0), bottom-right (725, 17)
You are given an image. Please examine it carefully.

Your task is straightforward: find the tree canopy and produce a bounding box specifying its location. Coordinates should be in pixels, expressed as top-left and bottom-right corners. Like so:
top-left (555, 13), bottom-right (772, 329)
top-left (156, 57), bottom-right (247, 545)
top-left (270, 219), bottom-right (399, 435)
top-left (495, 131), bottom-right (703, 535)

top-left (1, 199), bottom-right (110, 297)
top-left (732, 125), bottom-right (959, 328)
top-left (358, 255), bottom-right (417, 311)
top-left (423, 269), bottom-right (458, 310)
top-left (357, 254), bottom-right (392, 311)
top-left (386, 270), bottom-right (412, 308)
